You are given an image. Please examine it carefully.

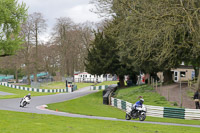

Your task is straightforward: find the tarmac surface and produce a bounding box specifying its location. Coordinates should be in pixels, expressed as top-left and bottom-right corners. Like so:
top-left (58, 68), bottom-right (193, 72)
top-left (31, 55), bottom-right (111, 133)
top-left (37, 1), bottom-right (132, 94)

top-left (0, 86), bottom-right (200, 128)
top-left (0, 91), bottom-right (15, 95)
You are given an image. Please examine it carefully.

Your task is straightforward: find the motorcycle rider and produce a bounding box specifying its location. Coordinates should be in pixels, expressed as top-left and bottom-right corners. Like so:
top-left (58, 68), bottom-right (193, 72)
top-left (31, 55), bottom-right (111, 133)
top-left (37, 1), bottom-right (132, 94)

top-left (131, 98), bottom-right (144, 114)
top-left (20, 93), bottom-right (31, 107)
top-left (26, 93), bottom-right (31, 100)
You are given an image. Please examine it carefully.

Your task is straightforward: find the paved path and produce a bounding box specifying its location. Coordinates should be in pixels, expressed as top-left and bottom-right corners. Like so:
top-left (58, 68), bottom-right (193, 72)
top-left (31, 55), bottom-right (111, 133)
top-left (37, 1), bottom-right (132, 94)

top-left (0, 91), bottom-right (15, 95)
top-left (0, 86), bottom-right (200, 128)
top-left (0, 86), bottom-right (96, 113)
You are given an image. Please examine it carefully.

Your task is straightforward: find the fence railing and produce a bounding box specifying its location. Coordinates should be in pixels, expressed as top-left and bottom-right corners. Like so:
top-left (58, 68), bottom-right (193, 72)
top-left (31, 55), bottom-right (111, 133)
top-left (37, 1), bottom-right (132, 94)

top-left (111, 97), bottom-right (200, 120)
top-left (90, 85), bottom-right (108, 90)
top-left (0, 82), bottom-right (68, 93)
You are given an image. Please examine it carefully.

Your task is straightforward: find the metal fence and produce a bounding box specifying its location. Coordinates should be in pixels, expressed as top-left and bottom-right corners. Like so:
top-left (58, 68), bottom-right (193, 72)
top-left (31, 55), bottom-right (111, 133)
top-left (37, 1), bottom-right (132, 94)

top-left (0, 82), bottom-right (67, 93)
top-left (111, 97), bottom-right (200, 120)
top-left (90, 85), bottom-right (108, 90)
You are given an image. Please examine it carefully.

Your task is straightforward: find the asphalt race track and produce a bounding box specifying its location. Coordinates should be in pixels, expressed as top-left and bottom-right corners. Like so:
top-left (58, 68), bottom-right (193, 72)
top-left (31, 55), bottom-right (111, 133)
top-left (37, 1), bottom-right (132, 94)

top-left (0, 86), bottom-right (200, 128)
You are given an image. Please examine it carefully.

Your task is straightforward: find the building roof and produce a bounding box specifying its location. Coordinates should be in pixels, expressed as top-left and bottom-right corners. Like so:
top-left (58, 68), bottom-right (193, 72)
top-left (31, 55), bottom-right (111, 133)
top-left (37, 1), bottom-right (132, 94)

top-left (74, 72), bottom-right (89, 75)
top-left (177, 65), bottom-right (194, 69)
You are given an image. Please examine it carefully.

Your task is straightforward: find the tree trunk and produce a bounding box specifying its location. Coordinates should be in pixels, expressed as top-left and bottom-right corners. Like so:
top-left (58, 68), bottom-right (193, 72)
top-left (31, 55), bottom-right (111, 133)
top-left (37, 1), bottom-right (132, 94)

top-left (34, 72), bottom-right (37, 82)
top-left (15, 68), bottom-right (18, 83)
top-left (129, 73), bottom-right (137, 85)
top-left (119, 75), bottom-right (125, 87)
top-left (163, 69), bottom-right (173, 83)
top-left (27, 73), bottom-right (31, 85)
top-left (148, 74), bottom-right (150, 85)
top-left (34, 26), bottom-right (38, 82)
top-left (197, 68), bottom-right (200, 89)
top-left (192, 63), bottom-right (199, 78)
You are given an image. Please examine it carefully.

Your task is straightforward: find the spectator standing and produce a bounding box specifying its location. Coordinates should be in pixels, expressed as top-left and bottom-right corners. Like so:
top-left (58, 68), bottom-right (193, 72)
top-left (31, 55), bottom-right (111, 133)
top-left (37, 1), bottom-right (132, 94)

top-left (193, 89), bottom-right (200, 109)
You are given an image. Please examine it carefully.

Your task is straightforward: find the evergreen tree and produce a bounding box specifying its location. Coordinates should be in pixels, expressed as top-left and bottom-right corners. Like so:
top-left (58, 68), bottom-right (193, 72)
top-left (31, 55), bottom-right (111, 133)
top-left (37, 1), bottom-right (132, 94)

top-left (85, 27), bottom-right (136, 87)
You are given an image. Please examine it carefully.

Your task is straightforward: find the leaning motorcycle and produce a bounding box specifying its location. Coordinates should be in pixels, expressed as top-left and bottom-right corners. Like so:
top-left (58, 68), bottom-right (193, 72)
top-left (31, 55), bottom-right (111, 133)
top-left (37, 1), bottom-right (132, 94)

top-left (125, 105), bottom-right (147, 121)
top-left (20, 97), bottom-right (30, 107)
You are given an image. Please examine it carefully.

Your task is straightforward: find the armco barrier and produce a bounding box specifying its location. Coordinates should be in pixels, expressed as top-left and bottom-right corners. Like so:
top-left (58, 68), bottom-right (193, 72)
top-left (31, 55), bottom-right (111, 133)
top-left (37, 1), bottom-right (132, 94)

top-left (164, 107), bottom-right (185, 119)
top-left (0, 82), bottom-right (67, 93)
top-left (111, 97), bottom-right (200, 120)
top-left (90, 85), bottom-right (108, 90)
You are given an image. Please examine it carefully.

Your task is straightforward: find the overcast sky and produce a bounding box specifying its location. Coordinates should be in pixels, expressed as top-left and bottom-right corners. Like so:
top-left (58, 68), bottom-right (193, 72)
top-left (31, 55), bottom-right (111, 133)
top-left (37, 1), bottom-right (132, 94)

top-left (18, 0), bottom-right (102, 42)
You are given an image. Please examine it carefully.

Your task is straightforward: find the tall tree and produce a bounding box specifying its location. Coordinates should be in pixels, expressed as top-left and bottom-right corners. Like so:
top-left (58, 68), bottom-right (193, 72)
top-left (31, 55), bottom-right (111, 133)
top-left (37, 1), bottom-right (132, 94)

top-left (52, 18), bottom-right (94, 77)
top-left (29, 12), bottom-right (47, 82)
top-left (85, 21), bottom-right (137, 87)
top-left (20, 15), bottom-right (35, 84)
top-left (0, 0), bottom-right (27, 57)
top-left (91, 0), bottom-right (200, 84)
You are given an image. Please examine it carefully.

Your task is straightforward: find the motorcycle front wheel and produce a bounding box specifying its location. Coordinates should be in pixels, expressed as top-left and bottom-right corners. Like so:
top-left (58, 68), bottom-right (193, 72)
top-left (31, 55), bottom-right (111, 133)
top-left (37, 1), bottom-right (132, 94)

top-left (139, 114), bottom-right (146, 121)
top-left (125, 114), bottom-right (131, 120)
top-left (22, 101), bottom-right (27, 107)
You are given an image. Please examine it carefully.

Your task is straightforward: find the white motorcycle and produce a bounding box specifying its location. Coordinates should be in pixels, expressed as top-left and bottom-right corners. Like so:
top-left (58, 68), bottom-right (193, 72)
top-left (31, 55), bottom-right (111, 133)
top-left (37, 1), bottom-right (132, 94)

top-left (20, 97), bottom-right (30, 107)
top-left (125, 105), bottom-right (147, 121)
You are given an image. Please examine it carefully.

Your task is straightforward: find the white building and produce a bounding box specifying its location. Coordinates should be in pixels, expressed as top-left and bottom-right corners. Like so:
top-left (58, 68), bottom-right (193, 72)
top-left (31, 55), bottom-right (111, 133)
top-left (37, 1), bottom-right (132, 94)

top-left (74, 72), bottom-right (115, 83)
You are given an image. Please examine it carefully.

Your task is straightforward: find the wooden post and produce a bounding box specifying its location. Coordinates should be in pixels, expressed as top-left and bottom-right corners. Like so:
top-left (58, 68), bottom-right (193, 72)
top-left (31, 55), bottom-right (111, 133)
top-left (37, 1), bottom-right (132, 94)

top-left (167, 87), bottom-right (169, 101)
top-left (152, 78), bottom-right (154, 88)
top-left (160, 75), bottom-right (162, 94)
top-left (156, 79), bottom-right (158, 91)
top-left (148, 75), bottom-right (150, 85)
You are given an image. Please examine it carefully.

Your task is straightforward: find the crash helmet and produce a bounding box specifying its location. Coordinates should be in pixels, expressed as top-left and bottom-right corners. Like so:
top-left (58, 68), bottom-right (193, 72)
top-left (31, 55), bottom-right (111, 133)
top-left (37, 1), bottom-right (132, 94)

top-left (28, 93), bottom-right (31, 96)
top-left (140, 98), bottom-right (144, 104)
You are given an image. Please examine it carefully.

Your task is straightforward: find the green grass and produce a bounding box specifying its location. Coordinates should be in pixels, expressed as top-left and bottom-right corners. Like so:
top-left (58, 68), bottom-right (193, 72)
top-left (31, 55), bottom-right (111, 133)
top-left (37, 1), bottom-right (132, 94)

top-left (21, 81), bottom-right (119, 90)
top-left (115, 85), bottom-right (174, 107)
top-left (187, 89), bottom-right (195, 99)
top-left (21, 82), bottom-right (94, 89)
top-left (47, 90), bottom-right (200, 126)
top-left (74, 82), bottom-right (94, 89)
top-left (0, 86), bottom-right (55, 99)
top-left (47, 91), bottom-right (124, 118)
top-left (0, 110), bottom-right (199, 133)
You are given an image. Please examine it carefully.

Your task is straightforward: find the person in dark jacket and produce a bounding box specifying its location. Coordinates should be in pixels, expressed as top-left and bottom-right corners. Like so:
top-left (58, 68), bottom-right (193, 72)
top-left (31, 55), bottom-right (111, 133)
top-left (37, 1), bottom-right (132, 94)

top-left (193, 89), bottom-right (200, 109)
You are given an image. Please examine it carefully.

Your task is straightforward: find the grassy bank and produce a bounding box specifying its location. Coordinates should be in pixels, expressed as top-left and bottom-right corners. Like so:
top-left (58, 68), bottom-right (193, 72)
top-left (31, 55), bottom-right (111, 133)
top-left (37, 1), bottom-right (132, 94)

top-left (0, 86), bottom-right (55, 99)
top-left (114, 85), bottom-right (174, 107)
top-left (0, 110), bottom-right (199, 133)
top-left (47, 89), bottom-right (200, 125)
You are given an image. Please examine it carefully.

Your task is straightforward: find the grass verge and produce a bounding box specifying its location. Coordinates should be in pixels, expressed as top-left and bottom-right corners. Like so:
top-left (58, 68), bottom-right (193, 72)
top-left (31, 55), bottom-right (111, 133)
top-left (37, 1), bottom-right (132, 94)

top-left (0, 86), bottom-right (55, 99)
top-left (21, 81), bottom-right (119, 90)
top-left (0, 110), bottom-right (199, 133)
top-left (21, 82), bottom-right (94, 89)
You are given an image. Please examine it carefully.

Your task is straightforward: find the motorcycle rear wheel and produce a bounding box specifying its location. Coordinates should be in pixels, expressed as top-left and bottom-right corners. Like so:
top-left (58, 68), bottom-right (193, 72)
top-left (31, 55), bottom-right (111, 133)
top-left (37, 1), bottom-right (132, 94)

top-left (125, 114), bottom-right (131, 120)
